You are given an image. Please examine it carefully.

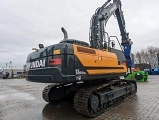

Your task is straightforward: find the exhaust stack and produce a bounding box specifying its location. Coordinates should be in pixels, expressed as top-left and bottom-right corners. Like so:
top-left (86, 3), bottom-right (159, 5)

top-left (61, 27), bottom-right (68, 40)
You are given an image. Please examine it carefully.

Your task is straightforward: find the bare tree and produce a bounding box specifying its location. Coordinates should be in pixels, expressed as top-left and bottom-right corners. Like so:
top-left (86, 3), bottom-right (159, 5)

top-left (134, 46), bottom-right (159, 68)
top-left (135, 51), bottom-right (141, 64)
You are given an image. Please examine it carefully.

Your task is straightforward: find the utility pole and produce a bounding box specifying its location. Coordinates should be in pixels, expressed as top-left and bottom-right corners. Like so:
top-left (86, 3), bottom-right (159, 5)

top-left (10, 61), bottom-right (13, 79)
top-left (6, 63), bottom-right (7, 72)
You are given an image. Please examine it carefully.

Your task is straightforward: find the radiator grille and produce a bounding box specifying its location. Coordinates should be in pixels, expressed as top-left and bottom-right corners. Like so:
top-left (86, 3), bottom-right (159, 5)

top-left (77, 46), bottom-right (96, 54)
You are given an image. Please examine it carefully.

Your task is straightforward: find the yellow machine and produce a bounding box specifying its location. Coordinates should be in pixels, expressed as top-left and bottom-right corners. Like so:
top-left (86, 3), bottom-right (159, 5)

top-left (26, 0), bottom-right (137, 117)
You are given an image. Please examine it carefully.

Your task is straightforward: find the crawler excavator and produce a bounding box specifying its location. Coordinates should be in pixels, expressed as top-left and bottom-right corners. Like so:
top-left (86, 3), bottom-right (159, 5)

top-left (26, 0), bottom-right (137, 117)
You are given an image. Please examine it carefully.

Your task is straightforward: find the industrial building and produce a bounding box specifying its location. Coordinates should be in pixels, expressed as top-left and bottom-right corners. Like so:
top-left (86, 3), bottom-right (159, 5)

top-left (0, 67), bottom-right (25, 79)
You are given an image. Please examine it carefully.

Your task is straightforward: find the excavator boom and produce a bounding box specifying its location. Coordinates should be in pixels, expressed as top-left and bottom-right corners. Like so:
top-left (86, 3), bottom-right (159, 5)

top-left (90, 0), bottom-right (133, 69)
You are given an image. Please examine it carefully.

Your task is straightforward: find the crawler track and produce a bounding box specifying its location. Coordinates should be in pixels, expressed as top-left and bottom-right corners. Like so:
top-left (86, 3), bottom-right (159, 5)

top-left (74, 80), bottom-right (137, 117)
top-left (42, 80), bottom-right (137, 117)
top-left (42, 83), bottom-right (79, 103)
top-left (42, 84), bottom-right (56, 103)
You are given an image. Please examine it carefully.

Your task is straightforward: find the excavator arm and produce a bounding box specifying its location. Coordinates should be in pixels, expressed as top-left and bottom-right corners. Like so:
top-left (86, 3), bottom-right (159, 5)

top-left (89, 0), bottom-right (133, 71)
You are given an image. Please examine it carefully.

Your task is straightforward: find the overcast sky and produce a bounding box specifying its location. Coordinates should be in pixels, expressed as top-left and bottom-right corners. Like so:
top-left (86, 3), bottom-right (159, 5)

top-left (0, 0), bottom-right (159, 68)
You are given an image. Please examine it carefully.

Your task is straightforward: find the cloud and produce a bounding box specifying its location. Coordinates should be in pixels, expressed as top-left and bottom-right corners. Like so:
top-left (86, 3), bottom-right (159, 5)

top-left (0, 0), bottom-right (159, 67)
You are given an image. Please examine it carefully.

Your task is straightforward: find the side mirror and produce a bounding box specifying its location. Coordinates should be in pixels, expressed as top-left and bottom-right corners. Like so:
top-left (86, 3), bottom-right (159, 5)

top-left (39, 44), bottom-right (44, 49)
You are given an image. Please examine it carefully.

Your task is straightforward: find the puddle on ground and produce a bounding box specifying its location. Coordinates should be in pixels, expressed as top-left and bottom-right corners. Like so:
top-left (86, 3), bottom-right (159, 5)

top-left (0, 93), bottom-right (36, 101)
top-left (11, 93), bottom-right (30, 97)
top-left (0, 95), bottom-right (8, 100)
top-left (24, 96), bottom-right (36, 100)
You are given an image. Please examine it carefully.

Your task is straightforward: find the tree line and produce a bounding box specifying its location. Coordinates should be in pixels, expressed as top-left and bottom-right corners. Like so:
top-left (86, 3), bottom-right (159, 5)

top-left (134, 46), bottom-right (159, 68)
